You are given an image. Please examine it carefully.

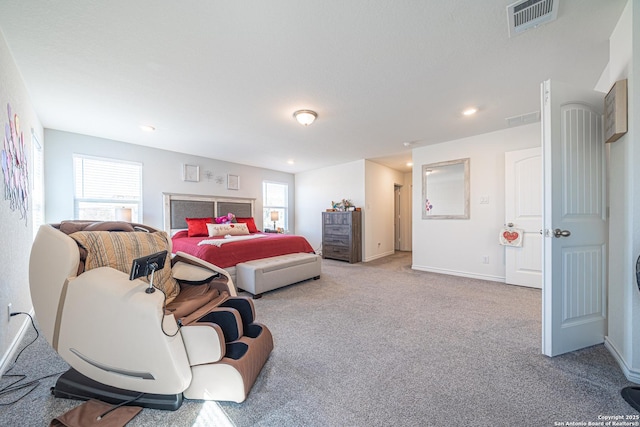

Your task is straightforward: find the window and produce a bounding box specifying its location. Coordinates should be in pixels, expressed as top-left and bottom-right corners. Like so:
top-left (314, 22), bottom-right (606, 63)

top-left (73, 154), bottom-right (142, 222)
top-left (31, 130), bottom-right (44, 239)
top-left (262, 181), bottom-right (288, 232)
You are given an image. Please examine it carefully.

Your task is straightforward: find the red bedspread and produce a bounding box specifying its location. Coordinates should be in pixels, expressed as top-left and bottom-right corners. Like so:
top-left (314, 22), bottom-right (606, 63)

top-left (171, 231), bottom-right (315, 268)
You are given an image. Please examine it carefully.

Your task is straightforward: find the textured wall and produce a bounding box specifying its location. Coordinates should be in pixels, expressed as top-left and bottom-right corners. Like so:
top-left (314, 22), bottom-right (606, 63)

top-left (0, 30), bottom-right (43, 369)
top-left (44, 129), bottom-right (295, 232)
top-left (412, 123), bottom-right (540, 282)
top-left (603, 0), bottom-right (640, 383)
top-left (295, 159), bottom-right (365, 253)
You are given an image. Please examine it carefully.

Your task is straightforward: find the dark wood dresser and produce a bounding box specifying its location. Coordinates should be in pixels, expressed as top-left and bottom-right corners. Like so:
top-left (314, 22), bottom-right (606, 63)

top-left (322, 210), bottom-right (362, 263)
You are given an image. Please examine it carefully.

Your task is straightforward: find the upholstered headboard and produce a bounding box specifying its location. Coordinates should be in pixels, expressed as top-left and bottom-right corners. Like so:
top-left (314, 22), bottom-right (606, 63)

top-left (217, 202), bottom-right (252, 218)
top-left (163, 193), bottom-right (256, 234)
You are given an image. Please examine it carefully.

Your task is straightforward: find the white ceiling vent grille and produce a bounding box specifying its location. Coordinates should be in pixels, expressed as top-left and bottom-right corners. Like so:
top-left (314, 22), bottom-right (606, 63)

top-left (505, 111), bottom-right (541, 127)
top-left (507, 0), bottom-right (558, 37)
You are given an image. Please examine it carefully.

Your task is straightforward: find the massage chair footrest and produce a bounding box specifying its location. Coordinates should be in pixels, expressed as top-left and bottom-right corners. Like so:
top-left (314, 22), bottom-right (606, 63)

top-left (52, 368), bottom-right (183, 411)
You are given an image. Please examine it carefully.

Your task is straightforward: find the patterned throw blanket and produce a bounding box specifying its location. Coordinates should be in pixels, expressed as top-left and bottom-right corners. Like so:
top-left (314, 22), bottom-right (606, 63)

top-left (69, 230), bottom-right (180, 303)
top-left (198, 234), bottom-right (268, 247)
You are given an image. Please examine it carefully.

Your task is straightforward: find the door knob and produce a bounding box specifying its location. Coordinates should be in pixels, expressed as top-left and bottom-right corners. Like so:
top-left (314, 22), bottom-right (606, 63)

top-left (553, 228), bottom-right (571, 238)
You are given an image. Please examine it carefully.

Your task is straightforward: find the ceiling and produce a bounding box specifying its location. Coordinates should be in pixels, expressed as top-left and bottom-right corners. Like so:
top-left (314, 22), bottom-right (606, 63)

top-left (0, 1), bottom-right (626, 174)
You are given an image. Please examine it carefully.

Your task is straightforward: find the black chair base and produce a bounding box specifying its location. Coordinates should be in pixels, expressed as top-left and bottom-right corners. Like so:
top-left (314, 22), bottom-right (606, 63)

top-left (52, 368), bottom-right (183, 411)
top-left (622, 386), bottom-right (640, 412)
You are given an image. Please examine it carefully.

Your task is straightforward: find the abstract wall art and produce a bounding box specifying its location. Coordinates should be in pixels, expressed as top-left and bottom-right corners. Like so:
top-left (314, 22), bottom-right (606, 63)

top-left (2, 103), bottom-right (29, 224)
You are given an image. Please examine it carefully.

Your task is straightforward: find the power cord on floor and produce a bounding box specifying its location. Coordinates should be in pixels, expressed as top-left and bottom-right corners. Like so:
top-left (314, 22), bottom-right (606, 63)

top-left (0, 312), bottom-right (65, 406)
top-left (97, 392), bottom-right (145, 420)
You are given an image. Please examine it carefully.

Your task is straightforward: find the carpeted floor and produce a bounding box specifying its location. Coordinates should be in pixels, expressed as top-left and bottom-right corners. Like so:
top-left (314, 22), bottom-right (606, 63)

top-left (0, 251), bottom-right (637, 426)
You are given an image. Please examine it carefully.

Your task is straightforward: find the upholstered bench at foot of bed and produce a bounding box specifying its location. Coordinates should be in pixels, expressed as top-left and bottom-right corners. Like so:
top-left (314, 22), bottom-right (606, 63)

top-left (236, 253), bottom-right (321, 298)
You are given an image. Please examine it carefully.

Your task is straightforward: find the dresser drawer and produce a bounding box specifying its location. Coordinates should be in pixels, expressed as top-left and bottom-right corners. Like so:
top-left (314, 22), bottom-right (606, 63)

top-left (323, 213), bottom-right (352, 225)
top-left (322, 245), bottom-right (351, 261)
top-left (323, 235), bottom-right (349, 246)
top-left (323, 225), bottom-right (350, 235)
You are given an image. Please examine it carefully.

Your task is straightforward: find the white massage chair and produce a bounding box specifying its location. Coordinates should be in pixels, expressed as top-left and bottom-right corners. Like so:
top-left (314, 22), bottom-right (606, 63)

top-left (29, 220), bottom-right (273, 409)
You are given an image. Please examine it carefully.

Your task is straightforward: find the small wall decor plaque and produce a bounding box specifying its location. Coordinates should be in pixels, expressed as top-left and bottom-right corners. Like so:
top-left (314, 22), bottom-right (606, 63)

top-left (227, 174), bottom-right (239, 190)
top-left (183, 164), bottom-right (199, 182)
top-left (604, 79), bottom-right (628, 143)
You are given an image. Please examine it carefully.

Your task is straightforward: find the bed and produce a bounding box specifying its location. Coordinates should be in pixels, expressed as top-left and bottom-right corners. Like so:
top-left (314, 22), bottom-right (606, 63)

top-left (163, 193), bottom-right (315, 283)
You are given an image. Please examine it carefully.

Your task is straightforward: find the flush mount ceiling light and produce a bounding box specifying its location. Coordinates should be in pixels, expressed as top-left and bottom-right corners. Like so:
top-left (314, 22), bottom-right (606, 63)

top-left (293, 110), bottom-right (317, 126)
top-left (462, 107), bottom-right (478, 116)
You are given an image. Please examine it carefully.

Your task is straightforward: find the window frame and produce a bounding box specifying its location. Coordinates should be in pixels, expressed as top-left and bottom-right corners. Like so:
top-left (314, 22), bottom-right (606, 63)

top-left (262, 180), bottom-right (288, 232)
top-left (72, 154), bottom-right (143, 222)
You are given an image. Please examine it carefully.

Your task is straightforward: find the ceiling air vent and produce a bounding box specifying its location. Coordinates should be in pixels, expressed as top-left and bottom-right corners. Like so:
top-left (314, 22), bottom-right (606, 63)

top-left (507, 0), bottom-right (558, 37)
top-left (505, 111), bottom-right (541, 127)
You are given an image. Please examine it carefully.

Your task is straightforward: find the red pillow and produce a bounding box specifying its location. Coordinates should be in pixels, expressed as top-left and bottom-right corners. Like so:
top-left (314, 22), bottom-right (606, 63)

top-left (185, 217), bottom-right (213, 237)
top-left (172, 230), bottom-right (188, 239)
top-left (235, 217), bottom-right (259, 233)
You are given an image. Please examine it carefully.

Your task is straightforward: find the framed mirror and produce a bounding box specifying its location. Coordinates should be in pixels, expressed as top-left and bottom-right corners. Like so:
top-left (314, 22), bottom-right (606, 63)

top-left (422, 158), bottom-right (470, 219)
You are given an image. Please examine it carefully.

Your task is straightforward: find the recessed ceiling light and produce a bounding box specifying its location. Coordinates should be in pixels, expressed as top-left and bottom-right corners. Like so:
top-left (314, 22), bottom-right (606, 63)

top-left (462, 108), bottom-right (478, 116)
top-left (406, 162), bottom-right (413, 167)
top-left (140, 125), bottom-right (156, 132)
top-left (287, 160), bottom-right (295, 165)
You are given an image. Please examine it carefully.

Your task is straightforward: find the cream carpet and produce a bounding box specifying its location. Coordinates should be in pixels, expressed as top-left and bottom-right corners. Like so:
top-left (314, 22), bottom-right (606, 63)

top-left (0, 252), bottom-right (636, 426)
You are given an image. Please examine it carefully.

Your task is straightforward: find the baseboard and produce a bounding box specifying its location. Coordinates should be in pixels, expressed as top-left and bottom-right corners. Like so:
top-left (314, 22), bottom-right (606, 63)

top-left (411, 264), bottom-right (505, 283)
top-left (364, 250), bottom-right (395, 262)
top-left (0, 308), bottom-right (35, 375)
top-left (605, 337), bottom-right (640, 384)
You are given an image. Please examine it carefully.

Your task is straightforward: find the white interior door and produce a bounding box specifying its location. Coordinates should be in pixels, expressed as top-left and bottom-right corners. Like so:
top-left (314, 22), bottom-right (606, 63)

top-left (505, 147), bottom-right (542, 288)
top-left (542, 79), bottom-right (607, 357)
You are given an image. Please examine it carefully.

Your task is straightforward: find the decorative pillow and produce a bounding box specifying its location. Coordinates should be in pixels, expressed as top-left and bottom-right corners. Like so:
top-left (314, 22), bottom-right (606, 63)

top-left (235, 217), bottom-right (259, 233)
top-left (207, 222), bottom-right (250, 237)
top-left (69, 230), bottom-right (180, 303)
top-left (214, 213), bottom-right (236, 224)
top-left (185, 217), bottom-right (213, 237)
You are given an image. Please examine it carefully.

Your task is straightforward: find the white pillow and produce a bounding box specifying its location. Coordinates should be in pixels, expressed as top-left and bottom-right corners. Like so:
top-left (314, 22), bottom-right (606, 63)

top-left (207, 222), bottom-right (250, 237)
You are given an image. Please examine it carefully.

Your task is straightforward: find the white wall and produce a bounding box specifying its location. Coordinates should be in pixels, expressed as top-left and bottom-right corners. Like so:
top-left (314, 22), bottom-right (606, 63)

top-left (603, 0), bottom-right (640, 383)
top-left (364, 160), bottom-right (406, 260)
top-left (412, 123), bottom-right (540, 281)
top-left (630, 0), bottom-right (640, 379)
top-left (295, 160), bottom-right (365, 252)
top-left (44, 130), bottom-right (295, 232)
top-left (0, 30), bottom-right (43, 369)
top-left (400, 172), bottom-right (413, 251)
top-left (295, 159), bottom-right (410, 260)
